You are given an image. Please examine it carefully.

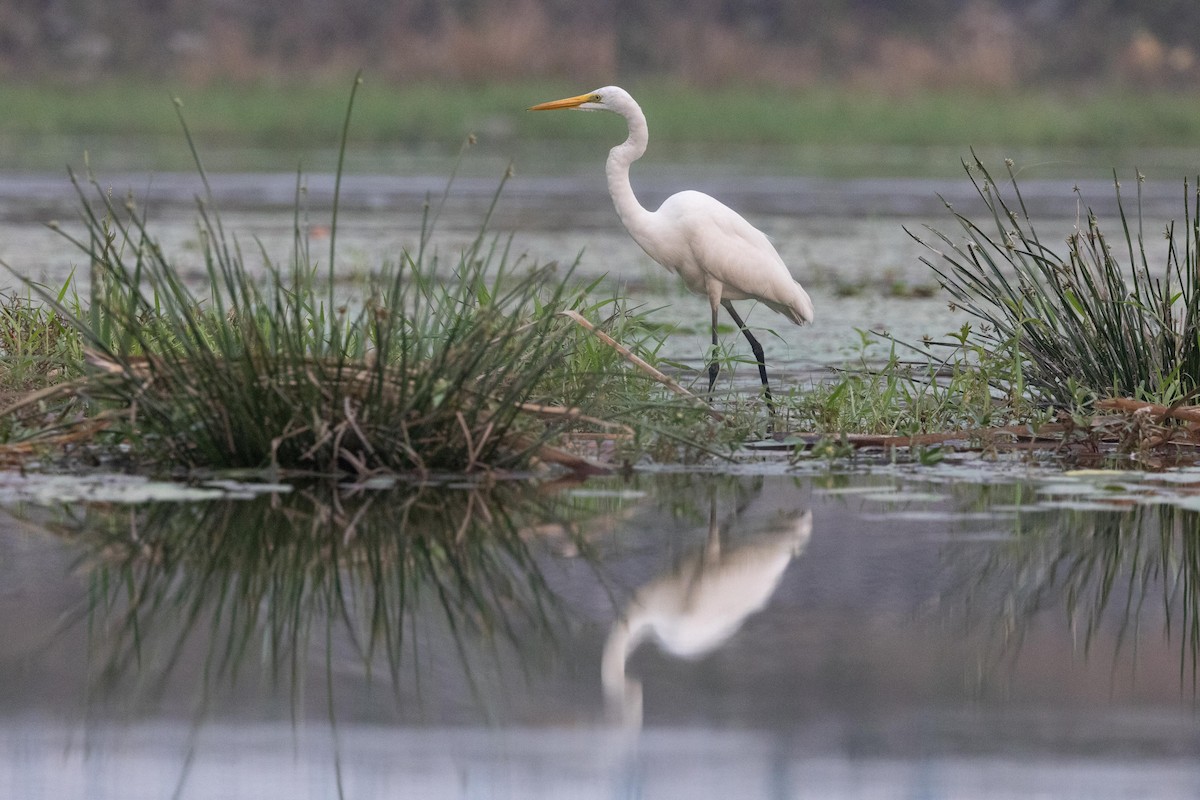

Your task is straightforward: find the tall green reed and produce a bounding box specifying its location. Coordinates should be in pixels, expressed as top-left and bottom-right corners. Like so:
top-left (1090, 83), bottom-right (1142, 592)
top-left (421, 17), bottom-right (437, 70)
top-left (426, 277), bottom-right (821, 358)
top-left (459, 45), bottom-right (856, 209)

top-left (912, 156), bottom-right (1200, 409)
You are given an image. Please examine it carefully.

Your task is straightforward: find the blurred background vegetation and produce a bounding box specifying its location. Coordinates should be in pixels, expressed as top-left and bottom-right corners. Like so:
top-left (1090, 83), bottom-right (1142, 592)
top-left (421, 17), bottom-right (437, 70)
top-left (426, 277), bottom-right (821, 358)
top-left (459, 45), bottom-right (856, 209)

top-left (2, 0), bottom-right (1196, 89)
top-left (3, 1), bottom-right (1200, 156)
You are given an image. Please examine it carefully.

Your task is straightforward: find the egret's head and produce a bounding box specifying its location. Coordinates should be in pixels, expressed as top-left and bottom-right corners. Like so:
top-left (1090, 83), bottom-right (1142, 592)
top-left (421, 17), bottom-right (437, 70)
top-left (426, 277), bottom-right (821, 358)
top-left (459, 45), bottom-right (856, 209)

top-left (528, 86), bottom-right (632, 113)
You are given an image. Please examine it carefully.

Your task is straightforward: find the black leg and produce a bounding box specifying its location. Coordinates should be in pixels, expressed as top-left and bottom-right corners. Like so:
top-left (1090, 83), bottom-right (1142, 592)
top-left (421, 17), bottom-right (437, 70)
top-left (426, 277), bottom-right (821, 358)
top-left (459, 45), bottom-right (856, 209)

top-left (722, 300), bottom-right (776, 418)
top-left (707, 304), bottom-right (720, 395)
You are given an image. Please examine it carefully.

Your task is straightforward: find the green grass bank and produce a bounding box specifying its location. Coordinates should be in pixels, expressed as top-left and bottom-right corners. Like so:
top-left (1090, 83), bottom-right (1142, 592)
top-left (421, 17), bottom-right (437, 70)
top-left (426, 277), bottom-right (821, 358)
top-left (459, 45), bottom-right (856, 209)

top-left (7, 80), bottom-right (1200, 150)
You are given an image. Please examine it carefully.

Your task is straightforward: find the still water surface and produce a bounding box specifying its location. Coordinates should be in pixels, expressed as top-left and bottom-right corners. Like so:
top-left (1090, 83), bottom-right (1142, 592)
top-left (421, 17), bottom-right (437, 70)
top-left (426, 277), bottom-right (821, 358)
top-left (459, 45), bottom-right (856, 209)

top-left (1, 465), bottom-right (1199, 798)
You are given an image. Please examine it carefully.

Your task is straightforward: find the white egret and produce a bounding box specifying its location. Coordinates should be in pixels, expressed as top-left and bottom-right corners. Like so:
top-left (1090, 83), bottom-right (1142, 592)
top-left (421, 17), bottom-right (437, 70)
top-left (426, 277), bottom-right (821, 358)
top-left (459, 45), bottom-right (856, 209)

top-left (529, 86), bottom-right (813, 416)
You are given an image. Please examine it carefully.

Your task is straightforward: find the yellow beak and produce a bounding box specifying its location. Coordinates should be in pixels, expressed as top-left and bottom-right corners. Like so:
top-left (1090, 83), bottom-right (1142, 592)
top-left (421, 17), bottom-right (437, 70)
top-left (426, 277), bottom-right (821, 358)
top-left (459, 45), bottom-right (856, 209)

top-left (528, 92), bottom-right (595, 111)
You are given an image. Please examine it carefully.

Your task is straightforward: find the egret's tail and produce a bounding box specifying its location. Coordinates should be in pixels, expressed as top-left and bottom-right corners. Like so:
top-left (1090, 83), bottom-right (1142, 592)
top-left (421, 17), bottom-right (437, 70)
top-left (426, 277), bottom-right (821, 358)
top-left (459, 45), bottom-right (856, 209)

top-left (767, 284), bottom-right (814, 326)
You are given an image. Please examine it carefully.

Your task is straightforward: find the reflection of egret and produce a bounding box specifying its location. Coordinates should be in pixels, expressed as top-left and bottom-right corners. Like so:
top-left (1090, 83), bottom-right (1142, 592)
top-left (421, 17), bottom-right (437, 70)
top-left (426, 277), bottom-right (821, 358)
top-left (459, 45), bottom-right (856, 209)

top-left (601, 501), bottom-right (813, 723)
top-left (529, 86), bottom-right (814, 415)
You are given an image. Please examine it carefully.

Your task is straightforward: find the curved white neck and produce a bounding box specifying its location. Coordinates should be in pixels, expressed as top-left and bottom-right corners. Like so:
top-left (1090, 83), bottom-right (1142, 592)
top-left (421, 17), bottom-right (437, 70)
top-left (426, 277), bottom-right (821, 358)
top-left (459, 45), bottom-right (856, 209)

top-left (605, 102), bottom-right (655, 239)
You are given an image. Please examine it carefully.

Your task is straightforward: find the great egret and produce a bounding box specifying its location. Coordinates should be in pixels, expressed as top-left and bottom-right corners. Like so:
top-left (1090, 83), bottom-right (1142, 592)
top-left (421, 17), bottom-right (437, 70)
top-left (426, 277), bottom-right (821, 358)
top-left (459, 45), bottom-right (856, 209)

top-left (529, 86), bottom-right (813, 415)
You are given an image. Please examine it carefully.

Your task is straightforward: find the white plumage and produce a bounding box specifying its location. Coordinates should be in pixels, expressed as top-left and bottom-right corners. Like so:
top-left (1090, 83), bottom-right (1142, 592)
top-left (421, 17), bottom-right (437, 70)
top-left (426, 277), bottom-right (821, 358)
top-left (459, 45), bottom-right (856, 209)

top-left (651, 189), bottom-right (814, 324)
top-left (530, 85), bottom-right (812, 415)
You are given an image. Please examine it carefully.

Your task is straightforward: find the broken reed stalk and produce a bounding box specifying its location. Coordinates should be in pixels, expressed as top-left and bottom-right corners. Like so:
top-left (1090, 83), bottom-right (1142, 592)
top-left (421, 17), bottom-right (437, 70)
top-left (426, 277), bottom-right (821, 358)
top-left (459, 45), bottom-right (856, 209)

top-left (558, 309), bottom-right (723, 421)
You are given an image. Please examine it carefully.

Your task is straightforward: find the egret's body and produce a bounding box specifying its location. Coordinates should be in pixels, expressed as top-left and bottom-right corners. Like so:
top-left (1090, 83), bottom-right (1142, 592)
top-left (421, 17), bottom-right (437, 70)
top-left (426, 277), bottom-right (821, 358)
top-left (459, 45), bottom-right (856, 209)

top-left (530, 86), bottom-right (813, 414)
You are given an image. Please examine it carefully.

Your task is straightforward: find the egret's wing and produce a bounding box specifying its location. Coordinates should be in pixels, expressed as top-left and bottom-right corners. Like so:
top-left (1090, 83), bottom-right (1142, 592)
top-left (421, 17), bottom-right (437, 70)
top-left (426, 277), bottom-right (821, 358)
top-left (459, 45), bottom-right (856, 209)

top-left (662, 192), bottom-right (813, 324)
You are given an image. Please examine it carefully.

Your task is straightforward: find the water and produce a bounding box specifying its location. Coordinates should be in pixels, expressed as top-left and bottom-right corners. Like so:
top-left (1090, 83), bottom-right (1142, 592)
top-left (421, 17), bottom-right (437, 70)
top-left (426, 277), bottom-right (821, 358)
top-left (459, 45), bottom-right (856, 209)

top-left (1, 465), bottom-right (1199, 798)
top-left (3, 143), bottom-right (1200, 797)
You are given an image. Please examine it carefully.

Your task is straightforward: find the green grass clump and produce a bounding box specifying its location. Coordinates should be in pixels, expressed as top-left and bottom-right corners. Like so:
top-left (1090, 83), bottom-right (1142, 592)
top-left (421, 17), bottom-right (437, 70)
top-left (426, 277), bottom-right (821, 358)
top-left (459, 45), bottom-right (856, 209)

top-left (912, 156), bottom-right (1200, 410)
top-left (13, 80), bottom-right (660, 476)
top-left (0, 281), bottom-right (92, 448)
top-left (785, 326), bottom-right (1042, 437)
top-left (53, 169), bottom-right (614, 475)
top-left (551, 295), bottom-right (744, 456)
top-left (0, 284), bottom-right (84, 400)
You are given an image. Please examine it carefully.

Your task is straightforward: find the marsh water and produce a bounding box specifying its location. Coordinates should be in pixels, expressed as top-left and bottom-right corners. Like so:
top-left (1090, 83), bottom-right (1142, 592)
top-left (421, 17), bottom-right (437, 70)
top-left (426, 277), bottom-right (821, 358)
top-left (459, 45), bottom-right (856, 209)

top-left (2, 143), bottom-right (1200, 797)
top-left (3, 466), bottom-right (1200, 799)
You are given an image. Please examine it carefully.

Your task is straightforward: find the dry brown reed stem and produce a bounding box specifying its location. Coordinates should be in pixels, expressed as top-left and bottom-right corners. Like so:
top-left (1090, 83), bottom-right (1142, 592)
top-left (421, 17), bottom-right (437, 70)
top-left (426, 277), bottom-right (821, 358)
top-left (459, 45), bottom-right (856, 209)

top-left (1096, 398), bottom-right (1200, 425)
top-left (512, 401), bottom-right (634, 436)
top-left (557, 309), bottom-right (724, 421)
top-left (512, 436), bottom-right (612, 475)
top-left (755, 424), bottom-right (1068, 451)
top-left (0, 417), bottom-right (111, 464)
top-left (783, 402), bottom-right (1200, 455)
top-left (0, 377), bottom-right (87, 418)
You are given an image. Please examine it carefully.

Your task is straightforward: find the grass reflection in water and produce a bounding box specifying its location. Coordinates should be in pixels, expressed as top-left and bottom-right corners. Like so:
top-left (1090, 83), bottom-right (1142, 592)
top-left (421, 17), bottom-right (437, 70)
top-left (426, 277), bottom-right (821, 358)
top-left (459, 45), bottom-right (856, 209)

top-left (51, 481), bottom-right (605, 716)
top-left (953, 501), bottom-right (1200, 693)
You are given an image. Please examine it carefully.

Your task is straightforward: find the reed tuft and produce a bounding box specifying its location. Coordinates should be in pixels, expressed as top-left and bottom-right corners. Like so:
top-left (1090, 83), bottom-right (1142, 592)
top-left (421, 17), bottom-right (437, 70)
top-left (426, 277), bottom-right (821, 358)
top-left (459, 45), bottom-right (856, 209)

top-left (912, 156), bottom-right (1200, 409)
top-left (23, 78), bottom-right (618, 477)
